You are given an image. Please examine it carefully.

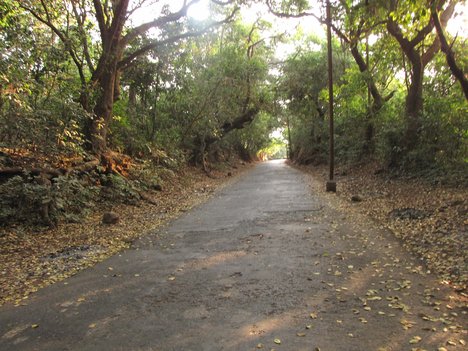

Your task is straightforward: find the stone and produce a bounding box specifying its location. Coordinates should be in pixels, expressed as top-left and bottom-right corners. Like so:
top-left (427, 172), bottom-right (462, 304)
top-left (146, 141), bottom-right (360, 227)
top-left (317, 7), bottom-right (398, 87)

top-left (351, 195), bottom-right (362, 202)
top-left (102, 211), bottom-right (119, 224)
top-left (152, 184), bottom-right (163, 191)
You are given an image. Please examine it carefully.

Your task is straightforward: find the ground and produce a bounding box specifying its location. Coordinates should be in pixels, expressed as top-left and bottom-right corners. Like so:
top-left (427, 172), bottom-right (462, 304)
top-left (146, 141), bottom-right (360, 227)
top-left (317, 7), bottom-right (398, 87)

top-left (0, 160), bottom-right (466, 350)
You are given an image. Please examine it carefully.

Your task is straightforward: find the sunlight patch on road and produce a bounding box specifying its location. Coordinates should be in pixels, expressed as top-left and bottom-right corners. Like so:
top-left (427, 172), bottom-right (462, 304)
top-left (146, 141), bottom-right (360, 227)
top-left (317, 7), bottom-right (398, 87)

top-left (182, 250), bottom-right (247, 271)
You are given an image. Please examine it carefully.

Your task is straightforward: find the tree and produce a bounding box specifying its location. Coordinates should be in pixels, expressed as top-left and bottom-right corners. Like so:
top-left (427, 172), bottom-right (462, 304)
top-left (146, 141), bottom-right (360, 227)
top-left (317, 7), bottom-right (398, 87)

top-left (181, 20), bottom-right (274, 165)
top-left (20, 0), bottom-right (238, 156)
top-left (385, 0), bottom-right (456, 147)
top-left (316, 0), bottom-right (396, 153)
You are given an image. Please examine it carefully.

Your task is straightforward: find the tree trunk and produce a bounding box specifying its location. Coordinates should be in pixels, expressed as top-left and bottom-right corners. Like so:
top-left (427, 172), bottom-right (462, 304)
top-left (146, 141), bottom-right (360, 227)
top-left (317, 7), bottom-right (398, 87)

top-left (89, 63), bottom-right (118, 156)
top-left (405, 55), bottom-right (424, 147)
top-left (349, 44), bottom-right (384, 111)
top-left (432, 8), bottom-right (468, 101)
top-left (386, 18), bottom-right (425, 150)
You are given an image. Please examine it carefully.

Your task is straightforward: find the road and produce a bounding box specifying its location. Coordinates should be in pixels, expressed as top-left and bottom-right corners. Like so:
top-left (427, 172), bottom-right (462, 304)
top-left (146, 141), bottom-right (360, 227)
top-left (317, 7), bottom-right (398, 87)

top-left (0, 160), bottom-right (465, 350)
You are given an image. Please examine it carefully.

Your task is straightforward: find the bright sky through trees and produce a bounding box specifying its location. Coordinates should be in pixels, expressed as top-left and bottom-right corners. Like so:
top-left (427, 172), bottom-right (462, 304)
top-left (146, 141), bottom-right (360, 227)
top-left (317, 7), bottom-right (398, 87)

top-left (132, 0), bottom-right (466, 61)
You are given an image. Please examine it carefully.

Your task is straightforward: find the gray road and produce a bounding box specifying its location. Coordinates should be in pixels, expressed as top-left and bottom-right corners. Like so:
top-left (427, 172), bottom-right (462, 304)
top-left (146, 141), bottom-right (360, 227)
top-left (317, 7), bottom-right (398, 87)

top-left (0, 161), bottom-right (465, 350)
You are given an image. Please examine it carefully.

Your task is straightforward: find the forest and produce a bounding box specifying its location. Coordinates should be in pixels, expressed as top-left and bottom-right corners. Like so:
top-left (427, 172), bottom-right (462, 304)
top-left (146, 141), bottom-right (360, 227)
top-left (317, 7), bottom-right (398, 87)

top-left (0, 1), bottom-right (467, 302)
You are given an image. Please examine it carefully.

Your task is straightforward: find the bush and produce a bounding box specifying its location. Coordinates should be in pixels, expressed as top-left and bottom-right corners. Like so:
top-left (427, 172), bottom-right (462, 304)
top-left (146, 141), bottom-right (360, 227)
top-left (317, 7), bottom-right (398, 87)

top-left (99, 174), bottom-right (141, 205)
top-left (0, 175), bottom-right (98, 226)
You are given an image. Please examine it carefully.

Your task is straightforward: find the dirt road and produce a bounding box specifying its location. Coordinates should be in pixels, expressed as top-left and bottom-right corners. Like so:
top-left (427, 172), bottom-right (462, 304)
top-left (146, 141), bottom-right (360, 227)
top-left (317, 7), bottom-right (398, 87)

top-left (0, 160), bottom-right (465, 350)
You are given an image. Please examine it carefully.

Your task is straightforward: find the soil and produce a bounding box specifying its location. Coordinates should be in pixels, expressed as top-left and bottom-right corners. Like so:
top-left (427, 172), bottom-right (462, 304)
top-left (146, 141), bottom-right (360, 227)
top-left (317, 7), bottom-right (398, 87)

top-left (0, 160), bottom-right (466, 350)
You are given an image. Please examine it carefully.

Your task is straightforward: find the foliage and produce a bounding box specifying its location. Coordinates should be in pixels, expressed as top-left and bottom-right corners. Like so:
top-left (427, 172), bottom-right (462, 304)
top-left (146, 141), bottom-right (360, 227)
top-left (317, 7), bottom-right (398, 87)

top-left (258, 137), bottom-right (288, 159)
top-left (279, 2), bottom-right (467, 177)
top-left (0, 175), bottom-right (97, 225)
top-left (99, 174), bottom-right (141, 206)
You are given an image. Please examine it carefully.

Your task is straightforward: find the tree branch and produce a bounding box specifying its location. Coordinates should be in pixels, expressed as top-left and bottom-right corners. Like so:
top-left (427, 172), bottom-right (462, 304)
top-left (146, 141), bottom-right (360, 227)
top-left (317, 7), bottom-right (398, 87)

top-left (122, 0), bottom-right (200, 46)
top-left (266, 0), bottom-right (314, 18)
top-left (118, 7), bottom-right (239, 71)
top-left (92, 0), bottom-right (107, 36)
top-left (71, 1), bottom-right (95, 74)
top-left (422, 0), bottom-right (456, 66)
top-left (431, 2), bottom-right (468, 100)
top-left (20, 3), bottom-right (87, 87)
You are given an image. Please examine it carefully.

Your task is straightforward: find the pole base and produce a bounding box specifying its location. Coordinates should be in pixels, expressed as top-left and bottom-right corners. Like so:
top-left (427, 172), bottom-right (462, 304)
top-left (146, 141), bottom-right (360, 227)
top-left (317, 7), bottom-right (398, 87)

top-left (326, 180), bottom-right (336, 193)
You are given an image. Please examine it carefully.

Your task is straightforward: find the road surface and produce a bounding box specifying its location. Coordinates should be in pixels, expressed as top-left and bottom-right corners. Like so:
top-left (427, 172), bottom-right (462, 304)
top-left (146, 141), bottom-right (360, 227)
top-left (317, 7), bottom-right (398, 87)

top-left (0, 160), bottom-right (465, 350)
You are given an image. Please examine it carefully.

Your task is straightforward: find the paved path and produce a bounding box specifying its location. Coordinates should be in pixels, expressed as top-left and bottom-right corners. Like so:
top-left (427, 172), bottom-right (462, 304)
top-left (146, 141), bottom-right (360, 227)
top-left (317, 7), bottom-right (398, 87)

top-left (0, 161), bottom-right (465, 350)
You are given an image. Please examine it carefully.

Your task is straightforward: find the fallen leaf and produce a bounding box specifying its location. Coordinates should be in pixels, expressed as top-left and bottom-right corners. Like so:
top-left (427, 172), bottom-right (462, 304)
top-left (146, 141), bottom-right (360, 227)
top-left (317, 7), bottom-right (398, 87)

top-left (400, 319), bottom-right (417, 330)
top-left (409, 336), bottom-right (422, 344)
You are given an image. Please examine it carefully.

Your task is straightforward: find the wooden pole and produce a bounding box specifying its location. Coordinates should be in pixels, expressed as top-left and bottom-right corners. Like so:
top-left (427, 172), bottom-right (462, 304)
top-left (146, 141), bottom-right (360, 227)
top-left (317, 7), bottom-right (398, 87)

top-left (326, 0), bottom-right (336, 192)
top-left (286, 114), bottom-right (292, 159)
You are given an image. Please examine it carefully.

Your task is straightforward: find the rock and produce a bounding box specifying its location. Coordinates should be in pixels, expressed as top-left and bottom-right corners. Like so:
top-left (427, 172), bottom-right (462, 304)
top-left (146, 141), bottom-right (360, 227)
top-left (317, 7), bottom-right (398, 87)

top-left (374, 168), bottom-right (385, 175)
top-left (152, 184), bottom-right (163, 191)
top-left (102, 211), bottom-right (119, 224)
top-left (139, 192), bottom-right (158, 205)
top-left (351, 195), bottom-right (362, 202)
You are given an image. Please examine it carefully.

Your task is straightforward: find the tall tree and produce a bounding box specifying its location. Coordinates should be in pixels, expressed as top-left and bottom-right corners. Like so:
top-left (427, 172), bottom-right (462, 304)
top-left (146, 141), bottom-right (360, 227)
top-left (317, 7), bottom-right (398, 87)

top-left (20, 0), bottom-right (238, 156)
top-left (385, 0), bottom-right (456, 147)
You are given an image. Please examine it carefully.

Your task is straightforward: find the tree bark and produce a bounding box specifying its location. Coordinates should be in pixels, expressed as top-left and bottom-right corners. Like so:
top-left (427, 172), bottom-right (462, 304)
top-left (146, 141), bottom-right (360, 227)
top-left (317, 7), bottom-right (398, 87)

top-left (90, 65), bottom-right (119, 155)
top-left (349, 44), bottom-right (384, 111)
top-left (431, 7), bottom-right (468, 101)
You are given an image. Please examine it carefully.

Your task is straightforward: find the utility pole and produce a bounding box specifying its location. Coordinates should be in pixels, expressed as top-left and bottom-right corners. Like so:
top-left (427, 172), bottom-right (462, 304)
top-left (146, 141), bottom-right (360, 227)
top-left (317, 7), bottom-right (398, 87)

top-left (286, 114), bottom-right (292, 159)
top-left (326, 0), bottom-right (336, 192)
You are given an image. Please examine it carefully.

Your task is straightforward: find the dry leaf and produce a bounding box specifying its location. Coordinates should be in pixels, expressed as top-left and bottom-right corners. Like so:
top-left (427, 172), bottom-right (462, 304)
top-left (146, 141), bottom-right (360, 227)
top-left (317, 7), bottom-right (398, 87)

top-left (409, 336), bottom-right (422, 344)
